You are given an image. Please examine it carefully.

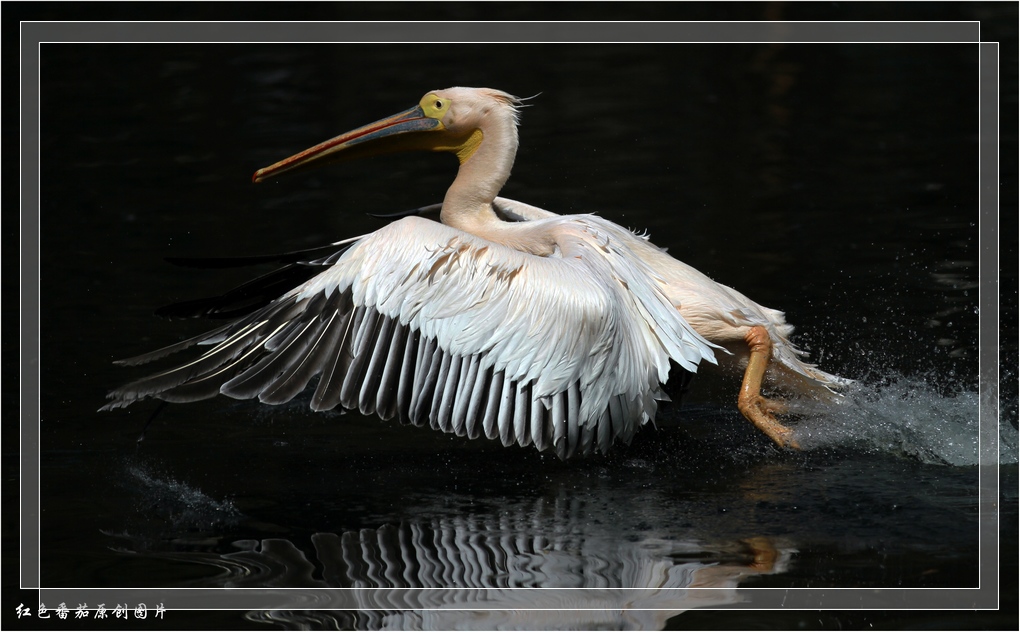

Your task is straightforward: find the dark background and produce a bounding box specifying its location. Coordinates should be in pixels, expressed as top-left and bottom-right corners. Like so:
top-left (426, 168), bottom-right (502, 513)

top-left (6, 2), bottom-right (1018, 630)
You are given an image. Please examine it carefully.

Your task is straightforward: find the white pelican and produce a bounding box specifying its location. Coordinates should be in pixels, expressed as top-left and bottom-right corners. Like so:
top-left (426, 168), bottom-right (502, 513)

top-left (104, 87), bottom-right (848, 457)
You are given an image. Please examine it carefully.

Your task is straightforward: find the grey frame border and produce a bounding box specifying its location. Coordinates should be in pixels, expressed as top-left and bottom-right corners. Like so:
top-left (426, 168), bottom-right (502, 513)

top-left (21, 21), bottom-right (998, 612)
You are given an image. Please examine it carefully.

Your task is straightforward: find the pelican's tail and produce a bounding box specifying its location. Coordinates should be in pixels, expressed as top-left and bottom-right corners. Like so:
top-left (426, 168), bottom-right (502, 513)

top-left (769, 337), bottom-right (853, 401)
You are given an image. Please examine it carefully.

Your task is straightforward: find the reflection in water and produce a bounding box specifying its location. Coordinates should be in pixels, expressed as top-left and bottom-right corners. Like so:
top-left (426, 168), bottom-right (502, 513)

top-left (145, 525), bottom-right (789, 630)
top-left (109, 460), bottom-right (793, 629)
top-left (181, 525), bottom-right (789, 591)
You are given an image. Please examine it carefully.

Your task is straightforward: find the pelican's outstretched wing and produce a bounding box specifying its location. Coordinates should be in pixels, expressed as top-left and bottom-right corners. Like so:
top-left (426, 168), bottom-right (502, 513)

top-left (104, 216), bottom-right (717, 458)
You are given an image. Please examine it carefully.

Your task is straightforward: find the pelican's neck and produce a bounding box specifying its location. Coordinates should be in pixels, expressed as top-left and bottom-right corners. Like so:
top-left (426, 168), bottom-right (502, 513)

top-left (439, 113), bottom-right (518, 235)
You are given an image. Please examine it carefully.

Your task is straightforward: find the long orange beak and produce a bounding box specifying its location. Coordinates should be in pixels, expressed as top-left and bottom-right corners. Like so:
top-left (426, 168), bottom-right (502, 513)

top-left (252, 105), bottom-right (443, 183)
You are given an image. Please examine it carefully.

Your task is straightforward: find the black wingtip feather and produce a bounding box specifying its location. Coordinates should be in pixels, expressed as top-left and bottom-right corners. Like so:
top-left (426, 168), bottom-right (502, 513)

top-left (165, 241), bottom-right (356, 269)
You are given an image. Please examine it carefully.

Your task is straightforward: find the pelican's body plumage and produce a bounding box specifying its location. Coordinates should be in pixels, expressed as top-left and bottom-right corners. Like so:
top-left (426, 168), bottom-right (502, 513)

top-left (104, 87), bottom-right (848, 456)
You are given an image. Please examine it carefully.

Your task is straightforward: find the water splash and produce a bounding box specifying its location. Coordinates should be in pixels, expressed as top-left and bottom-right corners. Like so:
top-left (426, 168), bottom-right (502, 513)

top-left (790, 373), bottom-right (1017, 467)
top-left (125, 462), bottom-right (241, 529)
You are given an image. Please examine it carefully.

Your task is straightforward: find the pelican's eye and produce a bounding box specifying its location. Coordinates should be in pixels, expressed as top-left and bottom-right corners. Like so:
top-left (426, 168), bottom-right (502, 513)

top-left (420, 94), bottom-right (450, 119)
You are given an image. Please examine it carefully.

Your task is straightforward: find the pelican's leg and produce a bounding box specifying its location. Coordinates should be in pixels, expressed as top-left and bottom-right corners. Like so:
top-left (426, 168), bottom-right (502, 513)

top-left (744, 536), bottom-right (780, 572)
top-left (737, 325), bottom-right (800, 449)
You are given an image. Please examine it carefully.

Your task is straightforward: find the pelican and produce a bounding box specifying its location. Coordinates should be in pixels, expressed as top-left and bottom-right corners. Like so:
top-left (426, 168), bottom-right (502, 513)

top-left (104, 87), bottom-right (849, 457)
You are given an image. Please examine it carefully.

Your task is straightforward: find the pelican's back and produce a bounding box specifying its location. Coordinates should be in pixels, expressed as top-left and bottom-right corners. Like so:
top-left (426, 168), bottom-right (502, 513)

top-left (490, 196), bottom-right (850, 397)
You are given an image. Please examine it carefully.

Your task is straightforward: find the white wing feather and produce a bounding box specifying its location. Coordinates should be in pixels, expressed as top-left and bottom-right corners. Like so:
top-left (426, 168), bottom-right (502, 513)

top-left (105, 215), bottom-right (717, 457)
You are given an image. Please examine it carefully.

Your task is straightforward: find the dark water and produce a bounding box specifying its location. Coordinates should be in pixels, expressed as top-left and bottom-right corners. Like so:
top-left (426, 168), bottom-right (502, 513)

top-left (34, 40), bottom-right (1016, 629)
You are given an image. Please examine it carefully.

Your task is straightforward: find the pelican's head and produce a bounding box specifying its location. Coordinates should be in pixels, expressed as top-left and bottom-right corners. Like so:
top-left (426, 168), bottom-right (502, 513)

top-left (253, 87), bottom-right (521, 183)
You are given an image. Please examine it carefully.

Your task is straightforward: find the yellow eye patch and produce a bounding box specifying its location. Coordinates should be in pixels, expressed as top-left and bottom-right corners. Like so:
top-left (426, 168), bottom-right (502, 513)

top-left (417, 93), bottom-right (482, 163)
top-left (420, 94), bottom-right (450, 119)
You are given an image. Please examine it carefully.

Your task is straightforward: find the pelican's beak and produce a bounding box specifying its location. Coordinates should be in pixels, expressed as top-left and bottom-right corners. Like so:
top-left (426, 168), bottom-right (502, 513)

top-left (253, 104), bottom-right (450, 183)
